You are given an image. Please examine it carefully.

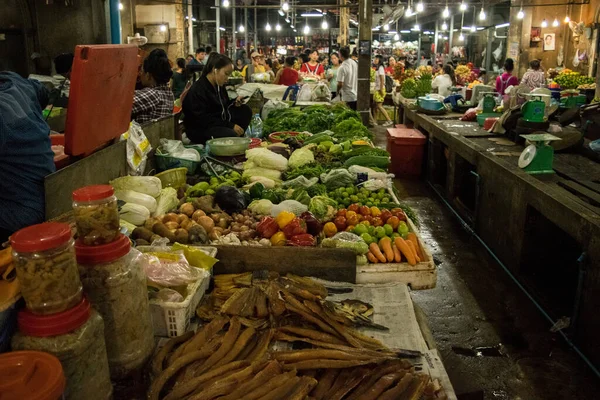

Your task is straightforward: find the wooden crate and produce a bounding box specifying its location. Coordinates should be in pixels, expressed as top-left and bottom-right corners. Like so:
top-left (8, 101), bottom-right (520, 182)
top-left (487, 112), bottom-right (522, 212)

top-left (356, 218), bottom-right (437, 290)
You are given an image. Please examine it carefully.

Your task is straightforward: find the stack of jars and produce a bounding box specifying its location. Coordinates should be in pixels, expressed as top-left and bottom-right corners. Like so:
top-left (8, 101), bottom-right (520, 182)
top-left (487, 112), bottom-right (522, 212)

top-left (71, 185), bottom-right (154, 380)
top-left (10, 221), bottom-right (113, 400)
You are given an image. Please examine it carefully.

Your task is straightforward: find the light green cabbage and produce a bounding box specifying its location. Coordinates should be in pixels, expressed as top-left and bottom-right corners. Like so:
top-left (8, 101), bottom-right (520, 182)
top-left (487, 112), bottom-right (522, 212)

top-left (154, 187), bottom-right (179, 217)
top-left (110, 176), bottom-right (162, 197)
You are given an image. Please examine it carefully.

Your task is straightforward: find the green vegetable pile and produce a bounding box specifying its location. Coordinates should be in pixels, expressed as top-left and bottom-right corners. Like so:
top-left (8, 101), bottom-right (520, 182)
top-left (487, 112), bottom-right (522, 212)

top-left (415, 76), bottom-right (433, 97)
top-left (554, 71), bottom-right (595, 90)
top-left (284, 163), bottom-right (328, 180)
top-left (328, 186), bottom-right (393, 208)
top-left (263, 104), bottom-right (363, 135)
top-left (332, 119), bottom-right (373, 141)
top-left (401, 78), bottom-right (417, 99)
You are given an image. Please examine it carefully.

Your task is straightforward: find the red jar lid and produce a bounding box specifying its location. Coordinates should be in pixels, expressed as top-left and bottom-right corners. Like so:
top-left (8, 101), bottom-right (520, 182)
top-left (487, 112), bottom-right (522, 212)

top-left (10, 222), bottom-right (72, 253)
top-left (75, 234), bottom-right (131, 264)
top-left (72, 184), bottom-right (114, 202)
top-left (0, 351), bottom-right (66, 400)
top-left (18, 297), bottom-right (91, 337)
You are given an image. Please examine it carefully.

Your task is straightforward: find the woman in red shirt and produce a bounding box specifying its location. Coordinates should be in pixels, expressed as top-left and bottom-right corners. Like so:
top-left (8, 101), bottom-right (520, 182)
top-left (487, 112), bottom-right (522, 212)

top-left (495, 58), bottom-right (519, 96)
top-left (300, 50), bottom-right (325, 78)
top-left (384, 56), bottom-right (397, 75)
top-left (275, 56), bottom-right (300, 86)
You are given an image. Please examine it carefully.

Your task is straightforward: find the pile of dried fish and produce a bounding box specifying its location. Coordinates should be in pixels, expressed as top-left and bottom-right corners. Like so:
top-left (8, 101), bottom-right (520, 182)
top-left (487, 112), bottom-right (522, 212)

top-left (148, 273), bottom-right (447, 399)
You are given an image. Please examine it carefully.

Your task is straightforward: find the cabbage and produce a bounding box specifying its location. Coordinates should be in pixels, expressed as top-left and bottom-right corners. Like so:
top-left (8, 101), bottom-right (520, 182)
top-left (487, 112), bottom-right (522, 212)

top-left (110, 176), bottom-right (162, 197)
top-left (243, 167), bottom-right (282, 182)
top-left (115, 190), bottom-right (157, 213)
top-left (154, 187), bottom-right (178, 217)
top-left (249, 176), bottom-right (277, 189)
top-left (119, 203), bottom-right (150, 226)
top-left (248, 199), bottom-right (274, 215)
top-left (245, 148), bottom-right (288, 171)
top-left (271, 200), bottom-right (308, 216)
top-left (308, 196), bottom-right (338, 221)
top-left (288, 147), bottom-right (315, 169)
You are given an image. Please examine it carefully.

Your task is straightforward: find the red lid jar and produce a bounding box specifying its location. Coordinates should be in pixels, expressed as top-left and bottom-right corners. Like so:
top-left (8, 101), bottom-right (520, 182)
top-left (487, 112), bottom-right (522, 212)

top-left (0, 351), bottom-right (66, 400)
top-left (72, 185), bottom-right (120, 246)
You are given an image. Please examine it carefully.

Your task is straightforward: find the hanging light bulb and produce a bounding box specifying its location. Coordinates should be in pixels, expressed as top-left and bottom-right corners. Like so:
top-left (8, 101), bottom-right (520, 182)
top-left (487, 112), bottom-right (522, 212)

top-left (406, 7), bottom-right (413, 17)
top-left (443, 7), bottom-right (450, 18)
top-left (290, 23), bottom-right (294, 28)
top-left (285, 17), bottom-right (290, 23)
top-left (278, 9), bottom-right (285, 17)
top-left (265, 22), bottom-right (272, 31)
top-left (222, 0), bottom-right (230, 8)
top-left (282, 1), bottom-right (289, 12)
top-left (564, 15), bottom-right (570, 23)
top-left (239, 24), bottom-right (245, 33)
top-left (322, 19), bottom-right (328, 29)
top-left (304, 24), bottom-right (310, 34)
top-left (460, 2), bottom-right (467, 11)
top-left (118, 2), bottom-right (124, 10)
top-left (394, 33), bottom-right (400, 41)
top-left (541, 19), bottom-right (548, 28)
top-left (416, 2), bottom-right (424, 12)
top-left (442, 22), bottom-right (448, 30)
top-left (276, 23), bottom-right (282, 31)
top-left (552, 18), bottom-right (559, 27)
top-left (479, 8), bottom-right (486, 20)
top-left (160, 24), bottom-right (167, 32)
top-left (383, 24), bottom-right (389, 31)
top-left (517, 9), bottom-right (525, 19)
top-left (459, 33), bottom-right (465, 41)
top-left (470, 25), bottom-right (476, 32)
top-left (413, 23), bottom-right (420, 31)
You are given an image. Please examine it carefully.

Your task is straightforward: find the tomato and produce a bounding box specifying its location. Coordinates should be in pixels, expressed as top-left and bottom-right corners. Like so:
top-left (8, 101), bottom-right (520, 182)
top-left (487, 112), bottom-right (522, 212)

top-left (361, 220), bottom-right (371, 227)
top-left (336, 209), bottom-right (347, 218)
top-left (347, 214), bottom-right (360, 226)
top-left (345, 225), bottom-right (355, 232)
top-left (362, 215), bottom-right (373, 224)
top-left (359, 206), bottom-right (371, 216)
top-left (391, 208), bottom-right (407, 221)
top-left (387, 216), bottom-right (400, 230)
top-left (370, 207), bottom-right (382, 217)
top-left (323, 222), bottom-right (338, 237)
top-left (348, 204), bottom-right (359, 212)
top-left (380, 210), bottom-right (392, 223)
top-left (356, 214), bottom-right (364, 222)
top-left (371, 217), bottom-right (384, 227)
top-left (334, 216), bottom-right (347, 232)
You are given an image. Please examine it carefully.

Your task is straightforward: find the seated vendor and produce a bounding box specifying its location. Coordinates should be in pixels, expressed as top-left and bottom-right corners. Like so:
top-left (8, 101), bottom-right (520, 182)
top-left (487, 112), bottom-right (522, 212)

top-left (131, 49), bottom-right (174, 124)
top-left (274, 56), bottom-right (300, 86)
top-left (241, 52), bottom-right (266, 83)
top-left (0, 72), bottom-right (56, 242)
top-left (182, 53), bottom-right (252, 144)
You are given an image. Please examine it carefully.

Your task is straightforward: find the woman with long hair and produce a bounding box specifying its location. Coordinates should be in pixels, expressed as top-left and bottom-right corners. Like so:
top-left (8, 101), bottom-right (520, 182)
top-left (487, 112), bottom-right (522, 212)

top-left (431, 64), bottom-right (456, 97)
top-left (495, 58), bottom-right (519, 96)
top-left (327, 53), bottom-right (341, 98)
top-left (370, 55), bottom-right (393, 126)
top-left (182, 53), bottom-right (252, 143)
top-left (300, 49), bottom-right (325, 78)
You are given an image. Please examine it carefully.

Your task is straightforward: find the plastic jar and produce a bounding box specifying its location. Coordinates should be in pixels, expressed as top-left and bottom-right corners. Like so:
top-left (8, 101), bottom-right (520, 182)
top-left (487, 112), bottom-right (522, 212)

top-left (72, 185), bottom-right (120, 246)
top-left (11, 297), bottom-right (112, 400)
top-left (76, 234), bottom-right (154, 379)
top-left (11, 222), bottom-right (83, 315)
top-left (0, 350), bottom-right (66, 400)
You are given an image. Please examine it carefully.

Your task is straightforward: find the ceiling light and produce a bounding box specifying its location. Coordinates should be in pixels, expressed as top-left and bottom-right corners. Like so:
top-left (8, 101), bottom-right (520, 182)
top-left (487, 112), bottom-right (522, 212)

top-left (301, 13), bottom-right (323, 17)
top-left (160, 24), bottom-right (167, 32)
top-left (541, 19), bottom-right (548, 28)
top-left (460, 2), bottom-right (467, 11)
top-left (219, 26), bottom-right (226, 31)
top-left (394, 33), bottom-right (400, 40)
top-left (278, 10), bottom-right (284, 16)
top-left (413, 23), bottom-right (420, 31)
top-left (383, 24), bottom-right (389, 31)
top-left (285, 17), bottom-right (290, 23)
top-left (276, 23), bottom-right (281, 31)
top-left (293, 29), bottom-right (297, 32)
top-left (495, 23), bottom-right (510, 28)
top-left (303, 24), bottom-right (310, 34)
top-left (266, 22), bottom-right (272, 31)
top-left (442, 22), bottom-right (448, 30)
top-left (517, 9), bottom-right (525, 19)
top-left (400, 30), bottom-right (411, 33)
top-left (406, 7), bottom-right (413, 17)
top-left (416, 2), bottom-right (424, 12)
top-left (222, 0), bottom-right (230, 8)
top-left (118, 2), bottom-right (123, 10)
top-left (322, 19), bottom-right (329, 29)
top-left (564, 16), bottom-right (570, 23)
top-left (552, 18), bottom-right (559, 27)
top-left (470, 25), bottom-right (476, 32)
top-left (282, 2), bottom-right (289, 11)
top-left (479, 8), bottom-right (486, 20)
top-left (290, 24), bottom-right (294, 28)
top-left (443, 7), bottom-right (450, 18)
top-left (239, 24), bottom-right (245, 32)
top-left (459, 33), bottom-right (464, 41)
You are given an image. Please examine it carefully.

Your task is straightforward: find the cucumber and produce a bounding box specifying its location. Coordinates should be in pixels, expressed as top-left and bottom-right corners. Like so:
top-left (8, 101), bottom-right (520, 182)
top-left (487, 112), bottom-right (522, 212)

top-left (343, 155), bottom-right (391, 169)
top-left (303, 133), bottom-right (332, 145)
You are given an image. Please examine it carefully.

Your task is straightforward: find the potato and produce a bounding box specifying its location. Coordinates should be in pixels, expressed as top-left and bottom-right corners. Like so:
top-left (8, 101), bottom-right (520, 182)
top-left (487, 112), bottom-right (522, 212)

top-left (144, 217), bottom-right (160, 231)
top-left (174, 229), bottom-right (189, 244)
top-left (163, 213), bottom-right (179, 223)
top-left (132, 227), bottom-right (154, 243)
top-left (164, 221), bottom-right (180, 230)
top-left (209, 227), bottom-right (224, 241)
top-left (192, 210), bottom-right (206, 223)
top-left (152, 222), bottom-right (176, 242)
top-left (179, 203), bottom-right (195, 217)
top-left (197, 216), bottom-right (215, 233)
top-left (177, 214), bottom-right (189, 225)
top-left (180, 218), bottom-right (194, 231)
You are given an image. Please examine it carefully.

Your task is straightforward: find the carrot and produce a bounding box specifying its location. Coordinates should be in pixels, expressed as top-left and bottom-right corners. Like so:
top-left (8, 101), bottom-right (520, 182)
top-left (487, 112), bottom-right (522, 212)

top-left (378, 238), bottom-right (394, 263)
top-left (394, 238), bottom-right (416, 266)
top-left (366, 251), bottom-right (379, 264)
top-left (392, 243), bottom-right (402, 263)
top-left (406, 233), bottom-right (423, 260)
top-left (369, 243), bottom-right (387, 263)
top-left (406, 241), bottom-right (421, 263)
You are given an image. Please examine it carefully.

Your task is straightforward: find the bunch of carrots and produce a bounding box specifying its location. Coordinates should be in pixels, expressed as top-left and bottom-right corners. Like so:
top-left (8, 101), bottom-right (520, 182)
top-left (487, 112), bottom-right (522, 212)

top-left (366, 233), bottom-right (423, 266)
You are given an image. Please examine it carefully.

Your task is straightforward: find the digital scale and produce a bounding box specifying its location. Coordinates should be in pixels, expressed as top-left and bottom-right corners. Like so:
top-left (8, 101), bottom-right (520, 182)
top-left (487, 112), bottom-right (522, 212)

top-left (518, 133), bottom-right (562, 174)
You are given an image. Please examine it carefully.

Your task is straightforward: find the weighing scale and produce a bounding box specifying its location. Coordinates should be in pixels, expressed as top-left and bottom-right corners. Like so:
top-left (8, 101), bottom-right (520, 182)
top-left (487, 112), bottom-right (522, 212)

top-left (520, 93), bottom-right (549, 123)
top-left (518, 133), bottom-right (562, 174)
top-left (476, 93), bottom-right (502, 126)
top-left (559, 90), bottom-right (586, 109)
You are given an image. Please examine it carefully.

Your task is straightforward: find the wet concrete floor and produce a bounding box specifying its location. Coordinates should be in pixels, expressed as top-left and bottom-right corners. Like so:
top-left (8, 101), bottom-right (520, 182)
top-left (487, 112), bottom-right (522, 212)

top-left (371, 125), bottom-right (600, 399)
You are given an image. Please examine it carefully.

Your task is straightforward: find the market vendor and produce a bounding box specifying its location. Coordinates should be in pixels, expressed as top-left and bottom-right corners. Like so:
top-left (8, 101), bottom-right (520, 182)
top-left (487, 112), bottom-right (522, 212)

top-left (131, 49), bottom-right (174, 124)
top-left (274, 56), bottom-right (300, 86)
top-left (242, 52), bottom-right (266, 83)
top-left (432, 64), bottom-right (456, 97)
top-left (385, 57), bottom-right (397, 75)
top-left (300, 50), bottom-right (325, 78)
top-left (182, 53), bottom-right (252, 144)
top-left (0, 71), bottom-right (55, 243)
top-left (521, 60), bottom-right (545, 90)
top-left (496, 58), bottom-right (519, 96)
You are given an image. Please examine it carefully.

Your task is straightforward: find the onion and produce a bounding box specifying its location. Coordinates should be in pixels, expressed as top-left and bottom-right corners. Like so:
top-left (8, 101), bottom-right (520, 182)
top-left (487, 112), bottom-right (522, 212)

top-left (197, 216), bottom-right (215, 232)
top-left (163, 213), bottom-right (178, 223)
top-left (179, 202), bottom-right (195, 217)
top-left (164, 221), bottom-right (179, 230)
top-left (177, 214), bottom-right (189, 224)
top-left (192, 209), bottom-right (206, 223)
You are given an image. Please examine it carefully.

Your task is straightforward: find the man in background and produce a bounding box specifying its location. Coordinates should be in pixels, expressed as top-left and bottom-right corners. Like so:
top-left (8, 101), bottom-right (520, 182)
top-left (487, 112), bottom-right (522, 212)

top-left (188, 47), bottom-right (206, 66)
top-left (336, 47), bottom-right (358, 110)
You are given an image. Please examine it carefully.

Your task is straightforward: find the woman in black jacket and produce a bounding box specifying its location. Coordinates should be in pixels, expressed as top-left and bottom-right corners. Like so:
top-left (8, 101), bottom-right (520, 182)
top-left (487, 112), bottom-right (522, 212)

top-left (183, 53), bottom-right (252, 144)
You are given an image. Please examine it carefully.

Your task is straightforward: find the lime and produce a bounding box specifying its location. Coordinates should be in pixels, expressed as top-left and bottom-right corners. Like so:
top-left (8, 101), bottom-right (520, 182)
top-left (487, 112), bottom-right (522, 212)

top-left (374, 226), bottom-right (386, 239)
top-left (383, 224), bottom-right (393, 236)
top-left (206, 189), bottom-right (215, 195)
top-left (350, 195), bottom-right (359, 202)
top-left (360, 233), bottom-right (374, 245)
top-left (342, 192), bottom-right (349, 198)
top-left (366, 202), bottom-right (373, 207)
top-left (398, 222), bottom-right (409, 234)
top-left (354, 224), bottom-right (368, 236)
top-left (347, 187), bottom-right (355, 195)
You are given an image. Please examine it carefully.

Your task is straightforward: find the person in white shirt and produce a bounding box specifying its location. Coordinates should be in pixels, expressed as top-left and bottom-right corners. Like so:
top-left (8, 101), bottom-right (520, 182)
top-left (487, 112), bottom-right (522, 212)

top-left (371, 55), bottom-right (393, 126)
top-left (336, 47), bottom-right (358, 110)
top-left (431, 64), bottom-right (456, 97)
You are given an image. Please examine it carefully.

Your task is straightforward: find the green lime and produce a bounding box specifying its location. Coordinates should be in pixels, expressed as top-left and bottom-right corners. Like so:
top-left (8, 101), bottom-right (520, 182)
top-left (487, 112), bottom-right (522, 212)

top-left (398, 222), bottom-right (409, 234)
top-left (342, 192), bottom-right (349, 198)
top-left (350, 195), bottom-right (359, 202)
top-left (383, 224), bottom-right (393, 236)
top-left (206, 189), bottom-right (215, 195)
top-left (354, 224), bottom-right (368, 236)
top-left (346, 187), bottom-right (355, 195)
top-left (374, 226), bottom-right (386, 239)
top-left (360, 233), bottom-right (373, 245)
top-left (366, 202), bottom-right (373, 207)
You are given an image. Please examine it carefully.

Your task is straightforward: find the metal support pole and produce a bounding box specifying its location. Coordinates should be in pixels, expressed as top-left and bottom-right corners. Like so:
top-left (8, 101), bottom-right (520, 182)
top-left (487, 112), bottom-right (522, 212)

top-left (188, 0), bottom-right (194, 54)
top-left (434, 20), bottom-right (439, 60)
top-left (216, 0), bottom-right (220, 53)
top-left (232, 4), bottom-right (236, 57)
top-left (417, 32), bottom-right (422, 62)
top-left (254, 0), bottom-right (258, 50)
top-left (245, 7), bottom-right (249, 52)
top-left (357, 0), bottom-right (373, 126)
top-left (485, 26), bottom-right (494, 71)
top-left (448, 14), bottom-right (454, 55)
top-left (109, 0), bottom-right (121, 44)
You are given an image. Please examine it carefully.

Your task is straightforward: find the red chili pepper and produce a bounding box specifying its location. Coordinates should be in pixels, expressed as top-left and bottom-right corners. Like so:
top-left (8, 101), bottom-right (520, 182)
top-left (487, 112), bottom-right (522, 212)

top-left (288, 233), bottom-right (316, 247)
top-left (256, 216), bottom-right (279, 239)
top-left (282, 218), bottom-right (307, 239)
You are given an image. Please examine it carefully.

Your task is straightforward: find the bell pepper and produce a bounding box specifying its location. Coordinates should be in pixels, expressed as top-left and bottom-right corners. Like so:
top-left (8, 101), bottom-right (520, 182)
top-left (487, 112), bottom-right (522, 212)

top-left (300, 212), bottom-right (322, 236)
top-left (276, 211), bottom-right (296, 229)
top-left (282, 218), bottom-right (307, 239)
top-left (288, 234), bottom-right (316, 247)
top-left (270, 231), bottom-right (286, 246)
top-left (256, 216), bottom-right (279, 239)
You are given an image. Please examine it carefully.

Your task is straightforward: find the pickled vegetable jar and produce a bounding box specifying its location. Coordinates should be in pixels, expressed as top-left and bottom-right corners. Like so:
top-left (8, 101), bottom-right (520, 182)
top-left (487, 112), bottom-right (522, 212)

top-left (12, 298), bottom-right (112, 400)
top-left (76, 234), bottom-right (154, 379)
top-left (72, 185), bottom-right (120, 246)
top-left (11, 222), bottom-right (83, 315)
top-left (0, 351), bottom-right (66, 400)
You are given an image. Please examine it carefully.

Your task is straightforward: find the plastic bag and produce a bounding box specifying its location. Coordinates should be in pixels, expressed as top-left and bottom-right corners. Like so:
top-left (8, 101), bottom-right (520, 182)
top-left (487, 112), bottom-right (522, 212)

top-left (282, 176), bottom-right (319, 189)
top-left (320, 169), bottom-right (356, 189)
top-left (245, 148), bottom-right (288, 171)
top-left (288, 147), bottom-right (315, 169)
top-left (154, 288), bottom-right (184, 302)
top-left (461, 108), bottom-right (478, 121)
top-left (171, 243), bottom-right (218, 270)
top-left (262, 99), bottom-right (289, 120)
top-left (360, 179), bottom-right (389, 191)
top-left (311, 82), bottom-right (332, 102)
top-left (297, 85), bottom-right (313, 102)
top-left (271, 200), bottom-right (308, 216)
top-left (248, 199), bottom-right (274, 215)
top-left (122, 121), bottom-right (152, 175)
top-left (143, 250), bottom-right (202, 287)
top-left (348, 165), bottom-right (390, 181)
top-left (159, 139), bottom-right (200, 161)
top-left (215, 186), bottom-right (247, 214)
top-left (321, 232), bottom-right (369, 255)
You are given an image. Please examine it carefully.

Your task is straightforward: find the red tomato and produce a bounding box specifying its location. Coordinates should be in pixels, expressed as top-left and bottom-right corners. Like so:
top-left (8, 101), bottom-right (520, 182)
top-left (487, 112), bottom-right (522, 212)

top-left (334, 216), bottom-right (347, 231)
top-left (380, 210), bottom-right (392, 223)
top-left (391, 208), bottom-right (407, 221)
top-left (371, 217), bottom-right (384, 227)
top-left (337, 209), bottom-right (347, 218)
top-left (348, 204), bottom-right (359, 212)
top-left (347, 214), bottom-right (360, 226)
top-left (387, 216), bottom-right (400, 230)
top-left (363, 215), bottom-right (373, 224)
top-left (359, 206), bottom-right (371, 216)
top-left (345, 225), bottom-right (355, 232)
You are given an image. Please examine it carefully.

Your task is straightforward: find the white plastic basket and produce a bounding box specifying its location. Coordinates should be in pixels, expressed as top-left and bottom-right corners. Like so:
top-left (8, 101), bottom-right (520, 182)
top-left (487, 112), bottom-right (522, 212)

top-left (137, 245), bottom-right (217, 337)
